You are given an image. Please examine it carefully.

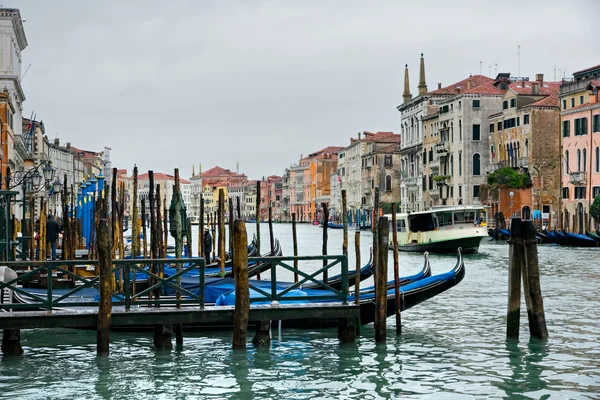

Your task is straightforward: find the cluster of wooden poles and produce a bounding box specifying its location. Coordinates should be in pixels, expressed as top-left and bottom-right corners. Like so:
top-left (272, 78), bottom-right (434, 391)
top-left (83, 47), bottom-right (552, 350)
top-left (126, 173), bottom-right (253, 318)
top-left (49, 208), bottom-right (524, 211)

top-left (506, 218), bottom-right (548, 340)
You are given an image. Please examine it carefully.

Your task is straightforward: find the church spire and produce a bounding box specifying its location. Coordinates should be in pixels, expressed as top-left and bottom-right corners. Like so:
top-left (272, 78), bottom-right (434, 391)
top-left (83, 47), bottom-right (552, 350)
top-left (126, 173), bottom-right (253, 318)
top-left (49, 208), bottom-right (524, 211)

top-left (418, 53), bottom-right (427, 95)
top-left (192, 164), bottom-right (195, 177)
top-left (403, 64), bottom-right (412, 104)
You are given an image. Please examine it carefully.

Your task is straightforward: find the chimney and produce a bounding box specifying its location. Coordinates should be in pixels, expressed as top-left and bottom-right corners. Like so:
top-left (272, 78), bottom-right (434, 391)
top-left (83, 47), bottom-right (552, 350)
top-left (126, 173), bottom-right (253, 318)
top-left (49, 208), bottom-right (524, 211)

top-left (54, 138), bottom-right (59, 146)
top-left (438, 82), bottom-right (442, 89)
top-left (455, 86), bottom-right (461, 94)
top-left (532, 82), bottom-right (540, 95)
top-left (66, 142), bottom-right (71, 150)
top-left (358, 131), bottom-right (361, 140)
top-left (535, 73), bottom-right (544, 82)
top-left (467, 80), bottom-right (471, 90)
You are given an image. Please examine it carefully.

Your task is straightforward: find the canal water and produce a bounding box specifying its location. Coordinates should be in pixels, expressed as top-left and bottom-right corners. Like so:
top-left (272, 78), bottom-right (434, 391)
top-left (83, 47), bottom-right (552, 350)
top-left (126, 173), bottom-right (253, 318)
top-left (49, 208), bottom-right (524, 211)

top-left (1, 223), bottom-right (599, 399)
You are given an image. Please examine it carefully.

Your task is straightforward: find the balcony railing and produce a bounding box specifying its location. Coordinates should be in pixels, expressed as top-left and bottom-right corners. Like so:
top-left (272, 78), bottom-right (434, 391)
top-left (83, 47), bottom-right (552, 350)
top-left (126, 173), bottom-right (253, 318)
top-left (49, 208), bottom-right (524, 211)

top-left (403, 176), bottom-right (418, 186)
top-left (435, 141), bottom-right (449, 155)
top-left (429, 159), bottom-right (440, 171)
top-left (429, 191), bottom-right (440, 199)
top-left (569, 171), bottom-right (587, 185)
top-left (518, 157), bottom-right (529, 168)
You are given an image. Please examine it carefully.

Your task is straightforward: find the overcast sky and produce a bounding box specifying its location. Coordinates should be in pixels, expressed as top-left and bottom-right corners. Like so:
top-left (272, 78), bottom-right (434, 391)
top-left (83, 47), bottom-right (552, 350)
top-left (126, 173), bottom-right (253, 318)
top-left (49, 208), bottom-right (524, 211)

top-left (9, 0), bottom-right (599, 180)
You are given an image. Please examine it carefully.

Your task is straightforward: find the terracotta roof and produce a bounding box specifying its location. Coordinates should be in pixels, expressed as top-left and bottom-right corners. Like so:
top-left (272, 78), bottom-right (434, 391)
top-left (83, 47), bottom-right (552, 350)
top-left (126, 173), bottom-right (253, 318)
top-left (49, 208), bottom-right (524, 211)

top-left (301, 146), bottom-right (344, 161)
top-left (362, 131), bottom-right (400, 143)
top-left (427, 75), bottom-right (494, 96)
top-left (523, 95), bottom-right (559, 109)
top-left (573, 64), bottom-right (600, 76)
top-left (116, 169), bottom-right (127, 175)
top-left (461, 82), bottom-right (504, 95)
top-left (564, 100), bottom-right (600, 112)
top-left (375, 144), bottom-right (399, 154)
top-left (509, 81), bottom-right (561, 95)
top-left (138, 172), bottom-right (191, 184)
top-left (488, 111), bottom-right (503, 119)
top-left (201, 166), bottom-right (246, 178)
top-left (70, 146), bottom-right (101, 158)
top-left (589, 80), bottom-right (600, 89)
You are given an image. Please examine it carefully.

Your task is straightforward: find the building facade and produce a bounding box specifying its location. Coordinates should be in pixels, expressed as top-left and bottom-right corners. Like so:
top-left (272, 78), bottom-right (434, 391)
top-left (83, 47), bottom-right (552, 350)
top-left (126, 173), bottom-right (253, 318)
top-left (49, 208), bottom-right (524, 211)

top-left (559, 64), bottom-right (600, 232)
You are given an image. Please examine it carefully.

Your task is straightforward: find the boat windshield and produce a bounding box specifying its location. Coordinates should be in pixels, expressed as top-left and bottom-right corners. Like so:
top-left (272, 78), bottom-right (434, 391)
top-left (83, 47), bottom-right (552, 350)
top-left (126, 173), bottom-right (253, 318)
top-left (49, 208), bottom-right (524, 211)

top-left (408, 213), bottom-right (435, 232)
top-left (435, 209), bottom-right (482, 227)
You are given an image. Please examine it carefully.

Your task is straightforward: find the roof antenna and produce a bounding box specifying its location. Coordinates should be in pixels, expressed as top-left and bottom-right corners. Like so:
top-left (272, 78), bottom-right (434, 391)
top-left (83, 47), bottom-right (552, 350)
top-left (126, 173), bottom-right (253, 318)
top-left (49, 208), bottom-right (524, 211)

top-left (479, 61), bottom-right (482, 76)
top-left (236, 161), bottom-right (239, 174)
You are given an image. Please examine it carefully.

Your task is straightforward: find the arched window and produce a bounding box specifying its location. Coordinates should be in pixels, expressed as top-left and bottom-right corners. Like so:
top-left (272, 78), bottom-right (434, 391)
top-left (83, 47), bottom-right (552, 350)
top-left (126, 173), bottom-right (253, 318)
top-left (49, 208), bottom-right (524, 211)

top-left (385, 175), bottom-right (392, 192)
top-left (473, 153), bottom-right (481, 176)
top-left (491, 145), bottom-right (495, 161)
top-left (596, 147), bottom-right (599, 173)
top-left (577, 149), bottom-right (581, 172)
top-left (583, 148), bottom-right (587, 172)
top-left (565, 150), bottom-right (569, 174)
top-left (459, 120), bottom-right (462, 141)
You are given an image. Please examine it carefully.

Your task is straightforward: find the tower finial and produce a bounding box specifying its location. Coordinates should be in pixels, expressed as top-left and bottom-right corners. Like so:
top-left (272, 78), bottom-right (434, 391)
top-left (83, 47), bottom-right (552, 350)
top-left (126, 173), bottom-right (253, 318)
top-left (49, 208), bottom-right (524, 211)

top-left (403, 64), bottom-right (412, 104)
top-left (192, 164), bottom-right (195, 177)
top-left (418, 53), bottom-right (427, 96)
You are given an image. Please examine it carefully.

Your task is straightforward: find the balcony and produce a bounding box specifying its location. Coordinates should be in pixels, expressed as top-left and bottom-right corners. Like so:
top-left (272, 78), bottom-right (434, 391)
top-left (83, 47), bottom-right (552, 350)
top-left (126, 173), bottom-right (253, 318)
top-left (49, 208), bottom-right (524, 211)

top-left (435, 141), bottom-right (449, 155)
top-left (429, 159), bottom-right (440, 171)
top-left (403, 176), bottom-right (418, 186)
top-left (518, 157), bottom-right (529, 168)
top-left (569, 171), bottom-right (587, 185)
top-left (429, 191), bottom-right (440, 199)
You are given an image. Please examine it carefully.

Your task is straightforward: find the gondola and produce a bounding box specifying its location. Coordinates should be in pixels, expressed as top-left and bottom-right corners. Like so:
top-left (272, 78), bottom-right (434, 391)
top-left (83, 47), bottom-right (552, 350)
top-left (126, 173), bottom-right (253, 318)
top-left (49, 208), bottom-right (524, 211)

top-left (215, 249), bottom-right (463, 329)
top-left (564, 231), bottom-right (597, 247)
top-left (586, 231), bottom-right (600, 242)
top-left (302, 248), bottom-right (375, 291)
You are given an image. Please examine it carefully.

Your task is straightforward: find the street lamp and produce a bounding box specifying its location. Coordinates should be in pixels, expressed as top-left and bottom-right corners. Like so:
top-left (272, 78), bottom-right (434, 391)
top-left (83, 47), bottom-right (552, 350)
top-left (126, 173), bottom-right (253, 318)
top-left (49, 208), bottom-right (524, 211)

top-left (509, 191), bottom-right (514, 219)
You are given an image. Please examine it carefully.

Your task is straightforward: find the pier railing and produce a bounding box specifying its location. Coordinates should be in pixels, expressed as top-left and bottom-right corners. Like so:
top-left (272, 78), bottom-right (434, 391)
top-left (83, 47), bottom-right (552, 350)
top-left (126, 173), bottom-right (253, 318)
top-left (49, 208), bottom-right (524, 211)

top-left (0, 258), bottom-right (205, 311)
top-left (249, 255), bottom-right (348, 305)
top-left (0, 254), bottom-right (348, 311)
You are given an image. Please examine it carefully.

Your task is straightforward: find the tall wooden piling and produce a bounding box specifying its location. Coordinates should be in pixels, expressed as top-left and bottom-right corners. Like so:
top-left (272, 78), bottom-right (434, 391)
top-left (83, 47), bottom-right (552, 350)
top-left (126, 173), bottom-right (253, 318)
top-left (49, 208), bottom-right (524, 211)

top-left (354, 231), bottom-right (360, 305)
top-left (111, 168), bottom-right (118, 259)
top-left (236, 196), bottom-right (241, 219)
top-left (172, 169), bottom-right (184, 345)
top-left (163, 201), bottom-right (168, 259)
top-left (96, 196), bottom-right (112, 356)
top-left (292, 212), bottom-right (298, 283)
top-left (375, 216), bottom-right (388, 343)
top-left (218, 189), bottom-right (226, 276)
top-left (131, 166), bottom-right (139, 259)
top-left (372, 188), bottom-right (379, 284)
top-left (148, 172), bottom-right (157, 261)
top-left (507, 218), bottom-right (523, 339)
top-left (156, 186), bottom-right (164, 260)
top-left (322, 202), bottom-right (329, 284)
top-left (268, 206), bottom-right (274, 255)
top-left (342, 190), bottom-right (348, 259)
top-left (199, 194), bottom-right (204, 258)
top-left (186, 217), bottom-right (192, 258)
top-left (211, 212), bottom-right (216, 257)
top-left (29, 195), bottom-right (34, 260)
top-left (255, 180), bottom-right (261, 280)
top-left (229, 197), bottom-right (234, 254)
top-left (232, 219), bottom-right (250, 349)
top-left (522, 220), bottom-right (548, 339)
top-left (39, 200), bottom-right (46, 261)
top-left (61, 174), bottom-right (70, 262)
top-left (391, 204), bottom-right (401, 334)
top-left (141, 201), bottom-right (148, 259)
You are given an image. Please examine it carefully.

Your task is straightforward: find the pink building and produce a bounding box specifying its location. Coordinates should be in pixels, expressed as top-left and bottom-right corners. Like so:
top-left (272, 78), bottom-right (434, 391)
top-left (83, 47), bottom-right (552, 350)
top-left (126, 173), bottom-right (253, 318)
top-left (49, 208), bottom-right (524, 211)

top-left (560, 64), bottom-right (600, 232)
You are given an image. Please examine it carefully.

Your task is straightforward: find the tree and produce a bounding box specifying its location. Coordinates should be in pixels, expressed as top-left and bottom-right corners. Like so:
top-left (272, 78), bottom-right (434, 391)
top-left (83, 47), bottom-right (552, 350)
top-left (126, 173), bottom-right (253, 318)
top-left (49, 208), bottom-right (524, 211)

top-left (590, 195), bottom-right (600, 228)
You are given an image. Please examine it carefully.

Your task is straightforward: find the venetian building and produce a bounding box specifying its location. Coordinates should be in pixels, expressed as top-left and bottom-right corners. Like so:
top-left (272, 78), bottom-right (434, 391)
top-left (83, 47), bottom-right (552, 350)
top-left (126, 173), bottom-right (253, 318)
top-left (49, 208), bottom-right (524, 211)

top-left (559, 64), bottom-right (600, 232)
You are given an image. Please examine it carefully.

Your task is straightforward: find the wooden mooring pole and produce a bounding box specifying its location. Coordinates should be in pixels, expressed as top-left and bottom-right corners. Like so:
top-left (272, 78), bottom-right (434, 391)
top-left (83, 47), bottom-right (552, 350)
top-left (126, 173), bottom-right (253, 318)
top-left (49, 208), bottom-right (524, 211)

top-left (255, 180), bottom-right (261, 280)
top-left (292, 212), bottom-right (298, 283)
top-left (391, 203), bottom-right (401, 334)
top-left (372, 188), bottom-right (379, 284)
top-left (375, 216), bottom-right (388, 343)
top-left (322, 202), bottom-right (328, 284)
top-left (354, 230), bottom-right (361, 335)
top-left (173, 169), bottom-right (184, 345)
top-left (218, 188), bottom-right (226, 276)
top-left (268, 206), bottom-right (274, 255)
top-left (232, 219), bottom-right (249, 349)
top-left (507, 218), bottom-right (548, 340)
top-left (96, 196), bottom-right (112, 356)
top-left (507, 218), bottom-right (523, 339)
top-left (199, 194), bottom-right (204, 259)
top-left (229, 197), bottom-right (234, 254)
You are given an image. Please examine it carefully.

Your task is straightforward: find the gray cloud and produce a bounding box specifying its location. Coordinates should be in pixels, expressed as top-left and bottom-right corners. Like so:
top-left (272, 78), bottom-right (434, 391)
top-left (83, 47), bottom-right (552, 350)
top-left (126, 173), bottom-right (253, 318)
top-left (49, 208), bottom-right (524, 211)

top-left (11, 0), bottom-right (599, 179)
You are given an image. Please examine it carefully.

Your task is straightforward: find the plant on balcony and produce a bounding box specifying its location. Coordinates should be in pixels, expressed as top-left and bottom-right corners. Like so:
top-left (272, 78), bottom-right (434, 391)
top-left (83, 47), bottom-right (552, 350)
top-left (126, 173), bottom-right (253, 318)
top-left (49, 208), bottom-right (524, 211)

top-left (486, 167), bottom-right (531, 189)
top-left (432, 175), bottom-right (451, 182)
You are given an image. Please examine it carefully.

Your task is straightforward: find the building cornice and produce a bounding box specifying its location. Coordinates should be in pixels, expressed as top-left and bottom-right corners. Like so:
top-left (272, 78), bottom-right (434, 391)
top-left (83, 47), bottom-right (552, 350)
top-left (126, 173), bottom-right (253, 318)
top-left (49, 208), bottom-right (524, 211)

top-left (560, 102), bottom-right (600, 116)
top-left (397, 95), bottom-right (428, 113)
